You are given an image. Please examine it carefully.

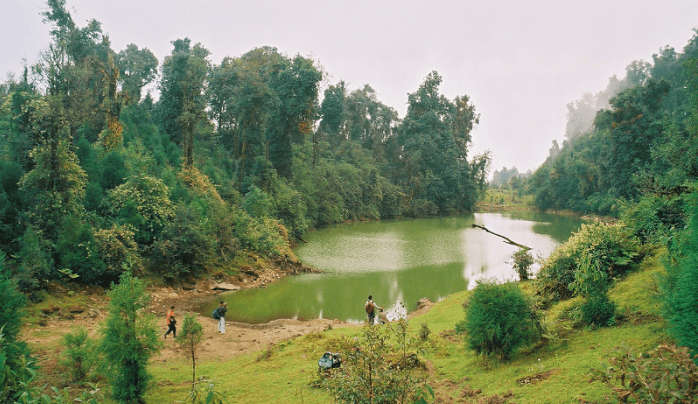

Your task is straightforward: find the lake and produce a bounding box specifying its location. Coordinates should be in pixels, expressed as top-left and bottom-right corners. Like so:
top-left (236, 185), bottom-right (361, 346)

top-left (204, 211), bottom-right (582, 323)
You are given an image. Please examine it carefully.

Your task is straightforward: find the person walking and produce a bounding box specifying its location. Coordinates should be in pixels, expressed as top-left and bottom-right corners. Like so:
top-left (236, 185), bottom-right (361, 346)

top-left (364, 295), bottom-right (383, 325)
top-left (163, 305), bottom-right (176, 338)
top-left (215, 301), bottom-right (227, 334)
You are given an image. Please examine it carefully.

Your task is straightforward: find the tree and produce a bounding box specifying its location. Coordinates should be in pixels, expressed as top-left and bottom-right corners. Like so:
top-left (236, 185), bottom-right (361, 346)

top-left (398, 71), bottom-right (484, 214)
top-left (100, 272), bottom-right (161, 403)
top-left (159, 38), bottom-right (210, 168)
top-left (662, 190), bottom-right (698, 356)
top-left (19, 97), bottom-right (87, 245)
top-left (176, 315), bottom-right (204, 392)
top-left (0, 251), bottom-right (33, 402)
top-left (117, 44), bottom-right (158, 104)
top-left (512, 248), bottom-right (534, 280)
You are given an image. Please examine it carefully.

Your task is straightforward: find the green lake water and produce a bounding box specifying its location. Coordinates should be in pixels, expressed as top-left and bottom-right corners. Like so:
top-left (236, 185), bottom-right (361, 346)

top-left (204, 212), bottom-right (582, 323)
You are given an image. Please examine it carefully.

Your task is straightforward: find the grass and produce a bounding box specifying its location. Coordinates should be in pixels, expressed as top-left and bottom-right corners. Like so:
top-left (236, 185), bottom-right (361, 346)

top-left (138, 252), bottom-right (669, 403)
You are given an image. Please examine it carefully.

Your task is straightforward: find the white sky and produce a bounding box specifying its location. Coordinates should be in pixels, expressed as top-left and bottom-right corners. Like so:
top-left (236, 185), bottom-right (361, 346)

top-left (2, 0), bottom-right (697, 173)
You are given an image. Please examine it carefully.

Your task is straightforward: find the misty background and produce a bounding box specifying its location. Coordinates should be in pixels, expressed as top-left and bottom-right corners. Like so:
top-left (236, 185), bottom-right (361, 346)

top-left (3, 0), bottom-right (697, 174)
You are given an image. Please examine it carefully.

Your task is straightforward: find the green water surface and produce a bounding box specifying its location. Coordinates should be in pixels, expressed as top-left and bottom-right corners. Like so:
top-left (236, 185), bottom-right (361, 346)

top-left (204, 212), bottom-right (582, 323)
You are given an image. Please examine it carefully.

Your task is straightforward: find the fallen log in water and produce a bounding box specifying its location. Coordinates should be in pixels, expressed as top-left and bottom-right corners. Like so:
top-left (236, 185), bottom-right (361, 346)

top-left (471, 224), bottom-right (532, 250)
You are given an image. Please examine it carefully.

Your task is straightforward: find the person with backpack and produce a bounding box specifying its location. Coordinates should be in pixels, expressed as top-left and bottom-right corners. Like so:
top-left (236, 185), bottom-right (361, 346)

top-left (163, 305), bottom-right (176, 338)
top-left (213, 301), bottom-right (227, 334)
top-left (364, 295), bottom-right (382, 325)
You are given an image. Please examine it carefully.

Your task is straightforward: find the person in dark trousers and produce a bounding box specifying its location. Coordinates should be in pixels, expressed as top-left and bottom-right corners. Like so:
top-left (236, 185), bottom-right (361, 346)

top-left (164, 305), bottom-right (176, 338)
top-left (216, 301), bottom-right (227, 334)
top-left (364, 295), bottom-right (383, 325)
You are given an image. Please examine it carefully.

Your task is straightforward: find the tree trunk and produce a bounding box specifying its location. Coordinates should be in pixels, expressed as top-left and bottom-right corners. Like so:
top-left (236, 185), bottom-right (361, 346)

top-left (471, 224), bottom-right (532, 250)
top-left (191, 341), bottom-right (196, 392)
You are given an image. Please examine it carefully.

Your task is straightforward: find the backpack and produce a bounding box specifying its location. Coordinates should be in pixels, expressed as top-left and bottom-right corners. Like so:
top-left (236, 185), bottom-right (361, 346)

top-left (365, 301), bottom-right (374, 315)
top-left (212, 308), bottom-right (220, 320)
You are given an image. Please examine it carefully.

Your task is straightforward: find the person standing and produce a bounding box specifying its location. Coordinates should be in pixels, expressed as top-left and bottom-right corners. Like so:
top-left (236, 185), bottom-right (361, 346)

top-left (163, 305), bottom-right (176, 338)
top-left (364, 295), bottom-right (382, 325)
top-left (216, 301), bottom-right (227, 334)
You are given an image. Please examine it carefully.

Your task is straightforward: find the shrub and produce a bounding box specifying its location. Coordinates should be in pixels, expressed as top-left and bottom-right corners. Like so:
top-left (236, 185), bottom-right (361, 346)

top-left (464, 282), bottom-right (539, 360)
top-left (242, 186), bottom-right (275, 218)
top-left (593, 344), bottom-right (698, 402)
top-left (150, 203), bottom-right (216, 280)
top-left (55, 216), bottom-right (106, 285)
top-left (60, 327), bottom-right (99, 383)
top-left (324, 320), bottom-right (428, 403)
top-left (419, 323), bottom-right (431, 342)
top-left (580, 293), bottom-right (616, 328)
top-left (273, 181), bottom-right (309, 239)
top-left (620, 194), bottom-right (685, 243)
top-left (536, 222), bottom-right (640, 302)
top-left (100, 272), bottom-right (161, 403)
top-left (94, 224), bottom-right (142, 282)
top-left (512, 249), bottom-right (534, 281)
top-left (107, 175), bottom-right (175, 245)
top-left (662, 190), bottom-right (698, 357)
top-left (230, 207), bottom-right (288, 257)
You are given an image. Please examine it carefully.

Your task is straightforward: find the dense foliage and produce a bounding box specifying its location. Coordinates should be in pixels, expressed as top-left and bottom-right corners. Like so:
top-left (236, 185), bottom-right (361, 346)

top-left (463, 282), bottom-right (539, 359)
top-left (0, 1), bottom-right (488, 291)
top-left (0, 252), bottom-right (33, 402)
top-left (536, 222), bottom-right (640, 302)
top-left (662, 189), bottom-right (698, 357)
top-left (528, 33), bottom-right (697, 216)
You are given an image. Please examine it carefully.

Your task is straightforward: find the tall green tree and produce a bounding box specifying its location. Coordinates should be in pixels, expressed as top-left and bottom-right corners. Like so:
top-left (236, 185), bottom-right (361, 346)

top-left (19, 97), bottom-right (87, 245)
top-left (159, 38), bottom-right (210, 168)
top-left (398, 71), bottom-right (484, 214)
top-left (101, 272), bottom-right (161, 403)
top-left (117, 44), bottom-right (158, 104)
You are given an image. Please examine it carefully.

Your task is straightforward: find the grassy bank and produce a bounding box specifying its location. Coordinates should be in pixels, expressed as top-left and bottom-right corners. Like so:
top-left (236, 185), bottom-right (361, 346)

top-left (139, 251), bottom-right (667, 403)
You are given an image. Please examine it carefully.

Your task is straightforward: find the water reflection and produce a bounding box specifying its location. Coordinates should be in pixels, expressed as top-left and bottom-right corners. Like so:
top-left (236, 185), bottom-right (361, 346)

top-left (202, 212), bottom-right (582, 323)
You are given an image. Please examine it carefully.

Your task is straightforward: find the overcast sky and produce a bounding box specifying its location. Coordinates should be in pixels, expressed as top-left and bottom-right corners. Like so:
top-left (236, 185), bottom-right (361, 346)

top-left (3, 0), bottom-right (697, 173)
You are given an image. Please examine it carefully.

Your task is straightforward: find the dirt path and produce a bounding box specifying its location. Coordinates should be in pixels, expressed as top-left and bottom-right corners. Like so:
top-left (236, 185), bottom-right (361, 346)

top-left (22, 280), bottom-right (354, 382)
top-left (22, 271), bottom-right (433, 382)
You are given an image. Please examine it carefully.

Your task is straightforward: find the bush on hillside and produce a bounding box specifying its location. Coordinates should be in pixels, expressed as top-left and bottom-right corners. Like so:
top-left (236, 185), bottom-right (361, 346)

top-left (620, 194), bottom-right (685, 243)
top-left (464, 282), bottom-right (539, 360)
top-left (150, 203), bottom-right (217, 280)
top-left (593, 344), bottom-right (698, 402)
top-left (323, 320), bottom-right (428, 403)
top-left (536, 222), bottom-right (640, 302)
top-left (106, 175), bottom-right (175, 245)
top-left (93, 224), bottom-right (142, 282)
top-left (580, 293), bottom-right (616, 328)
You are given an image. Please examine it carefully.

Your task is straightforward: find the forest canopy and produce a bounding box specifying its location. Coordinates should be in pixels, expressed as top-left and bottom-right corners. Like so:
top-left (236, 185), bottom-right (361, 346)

top-left (528, 34), bottom-right (698, 216)
top-left (0, 0), bottom-right (489, 290)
